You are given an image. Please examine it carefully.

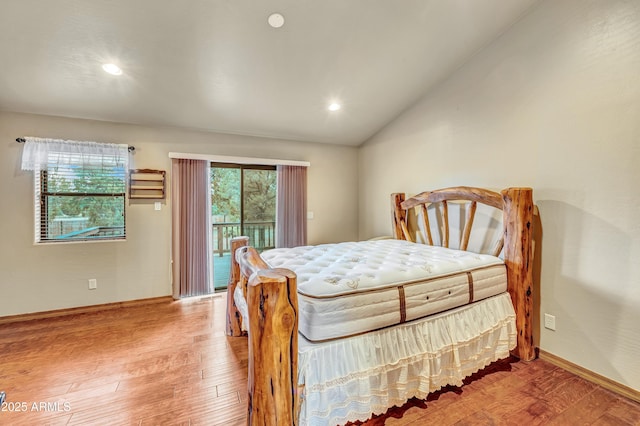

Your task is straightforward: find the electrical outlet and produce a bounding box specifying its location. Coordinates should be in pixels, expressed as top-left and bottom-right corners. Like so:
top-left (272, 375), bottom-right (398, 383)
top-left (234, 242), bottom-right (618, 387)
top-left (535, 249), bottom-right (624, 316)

top-left (544, 313), bottom-right (556, 331)
top-left (154, 202), bottom-right (161, 211)
top-left (88, 279), bottom-right (97, 290)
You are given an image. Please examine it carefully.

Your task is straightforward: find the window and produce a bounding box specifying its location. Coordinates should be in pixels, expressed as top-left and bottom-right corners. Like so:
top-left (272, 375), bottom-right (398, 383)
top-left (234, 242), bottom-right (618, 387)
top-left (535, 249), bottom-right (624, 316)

top-left (21, 138), bottom-right (128, 243)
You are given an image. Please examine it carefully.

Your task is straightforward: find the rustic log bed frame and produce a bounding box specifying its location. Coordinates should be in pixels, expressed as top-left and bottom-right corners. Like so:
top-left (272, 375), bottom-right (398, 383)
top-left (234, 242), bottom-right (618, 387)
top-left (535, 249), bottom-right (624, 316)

top-left (225, 186), bottom-right (534, 425)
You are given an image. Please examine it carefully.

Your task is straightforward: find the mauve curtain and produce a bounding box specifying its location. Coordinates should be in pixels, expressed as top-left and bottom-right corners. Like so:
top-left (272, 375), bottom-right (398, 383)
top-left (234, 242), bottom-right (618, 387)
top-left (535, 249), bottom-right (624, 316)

top-left (171, 159), bottom-right (212, 298)
top-left (276, 165), bottom-right (307, 248)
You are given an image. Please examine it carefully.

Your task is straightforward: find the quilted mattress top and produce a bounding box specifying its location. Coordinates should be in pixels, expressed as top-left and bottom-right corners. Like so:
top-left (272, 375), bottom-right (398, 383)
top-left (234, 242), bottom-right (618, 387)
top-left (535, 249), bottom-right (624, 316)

top-left (261, 239), bottom-right (503, 298)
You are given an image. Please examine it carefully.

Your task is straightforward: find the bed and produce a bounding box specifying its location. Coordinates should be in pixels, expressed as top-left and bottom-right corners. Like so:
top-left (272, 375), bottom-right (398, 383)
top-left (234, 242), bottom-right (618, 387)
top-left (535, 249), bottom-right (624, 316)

top-left (225, 186), bottom-right (534, 425)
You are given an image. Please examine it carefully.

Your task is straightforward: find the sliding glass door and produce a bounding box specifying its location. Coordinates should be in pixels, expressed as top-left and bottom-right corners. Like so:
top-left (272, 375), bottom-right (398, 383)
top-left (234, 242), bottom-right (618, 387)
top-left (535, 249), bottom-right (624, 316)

top-left (210, 163), bottom-right (276, 290)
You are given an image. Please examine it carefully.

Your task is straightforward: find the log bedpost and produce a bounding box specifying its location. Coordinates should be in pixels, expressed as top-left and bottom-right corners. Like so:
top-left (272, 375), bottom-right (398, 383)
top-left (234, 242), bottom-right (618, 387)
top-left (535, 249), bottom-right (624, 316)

top-left (501, 187), bottom-right (535, 361)
top-left (226, 236), bottom-right (250, 337)
top-left (247, 268), bottom-right (299, 426)
top-left (391, 193), bottom-right (407, 240)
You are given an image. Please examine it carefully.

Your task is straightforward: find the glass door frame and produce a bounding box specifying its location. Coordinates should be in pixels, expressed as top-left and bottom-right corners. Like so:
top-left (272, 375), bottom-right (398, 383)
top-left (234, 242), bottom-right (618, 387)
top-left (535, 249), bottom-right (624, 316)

top-left (210, 162), bottom-right (277, 290)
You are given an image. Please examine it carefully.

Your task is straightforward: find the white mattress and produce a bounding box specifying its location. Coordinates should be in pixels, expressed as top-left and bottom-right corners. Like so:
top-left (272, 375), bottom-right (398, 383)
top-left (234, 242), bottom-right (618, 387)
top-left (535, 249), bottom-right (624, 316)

top-left (261, 239), bottom-right (507, 341)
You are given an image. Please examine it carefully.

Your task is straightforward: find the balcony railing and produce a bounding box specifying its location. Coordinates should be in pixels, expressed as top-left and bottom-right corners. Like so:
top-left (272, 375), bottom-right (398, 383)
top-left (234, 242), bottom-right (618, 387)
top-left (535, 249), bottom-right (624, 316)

top-left (53, 226), bottom-right (125, 240)
top-left (212, 221), bottom-right (275, 256)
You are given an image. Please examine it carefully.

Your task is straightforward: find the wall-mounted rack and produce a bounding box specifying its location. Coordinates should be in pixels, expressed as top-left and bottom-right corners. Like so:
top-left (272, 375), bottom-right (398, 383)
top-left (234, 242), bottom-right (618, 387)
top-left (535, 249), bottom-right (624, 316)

top-left (129, 169), bottom-right (166, 199)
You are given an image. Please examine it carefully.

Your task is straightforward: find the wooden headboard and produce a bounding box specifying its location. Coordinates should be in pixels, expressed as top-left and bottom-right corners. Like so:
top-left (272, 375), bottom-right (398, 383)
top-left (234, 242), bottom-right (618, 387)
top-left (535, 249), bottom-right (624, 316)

top-left (391, 186), bottom-right (535, 361)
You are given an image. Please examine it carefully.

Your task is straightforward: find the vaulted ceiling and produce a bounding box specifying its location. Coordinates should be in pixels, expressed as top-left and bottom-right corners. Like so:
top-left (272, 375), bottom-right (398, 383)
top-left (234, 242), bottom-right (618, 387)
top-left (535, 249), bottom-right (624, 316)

top-left (0, 0), bottom-right (540, 146)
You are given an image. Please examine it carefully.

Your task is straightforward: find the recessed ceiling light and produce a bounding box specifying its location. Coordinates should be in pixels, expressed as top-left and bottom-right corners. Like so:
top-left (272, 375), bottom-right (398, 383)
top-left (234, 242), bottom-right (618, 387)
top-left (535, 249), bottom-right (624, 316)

top-left (102, 63), bottom-right (123, 76)
top-left (268, 13), bottom-right (285, 28)
top-left (328, 103), bottom-right (341, 112)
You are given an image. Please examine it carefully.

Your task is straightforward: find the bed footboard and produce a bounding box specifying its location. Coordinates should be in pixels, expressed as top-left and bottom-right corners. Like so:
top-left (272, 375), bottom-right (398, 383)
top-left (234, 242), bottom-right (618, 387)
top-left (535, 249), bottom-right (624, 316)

top-left (226, 237), bottom-right (249, 337)
top-left (247, 268), bottom-right (298, 425)
top-left (228, 240), bottom-right (299, 426)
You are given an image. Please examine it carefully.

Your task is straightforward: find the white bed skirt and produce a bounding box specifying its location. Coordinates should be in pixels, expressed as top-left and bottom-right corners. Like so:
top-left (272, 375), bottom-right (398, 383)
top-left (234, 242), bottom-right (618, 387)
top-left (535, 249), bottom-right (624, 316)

top-left (297, 293), bottom-right (516, 425)
top-left (233, 289), bottom-right (516, 425)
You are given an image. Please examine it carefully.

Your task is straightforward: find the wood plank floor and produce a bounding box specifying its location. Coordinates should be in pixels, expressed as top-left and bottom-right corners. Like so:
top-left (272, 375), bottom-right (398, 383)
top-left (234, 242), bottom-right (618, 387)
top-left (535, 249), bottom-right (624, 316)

top-left (1, 294), bottom-right (638, 425)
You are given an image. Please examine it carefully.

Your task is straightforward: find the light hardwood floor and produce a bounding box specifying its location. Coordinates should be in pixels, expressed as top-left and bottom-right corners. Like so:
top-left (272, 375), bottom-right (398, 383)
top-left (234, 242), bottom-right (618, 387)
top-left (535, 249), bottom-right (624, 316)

top-left (1, 294), bottom-right (638, 425)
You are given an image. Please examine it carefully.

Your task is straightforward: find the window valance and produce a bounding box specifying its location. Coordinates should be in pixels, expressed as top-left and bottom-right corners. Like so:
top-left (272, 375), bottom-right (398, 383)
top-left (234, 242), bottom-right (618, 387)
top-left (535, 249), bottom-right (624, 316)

top-left (20, 137), bottom-right (129, 171)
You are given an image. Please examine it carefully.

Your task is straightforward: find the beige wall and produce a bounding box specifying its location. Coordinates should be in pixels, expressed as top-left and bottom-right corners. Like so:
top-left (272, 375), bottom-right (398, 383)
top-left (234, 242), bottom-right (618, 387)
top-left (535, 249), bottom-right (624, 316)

top-left (0, 111), bottom-right (358, 316)
top-left (359, 0), bottom-right (640, 390)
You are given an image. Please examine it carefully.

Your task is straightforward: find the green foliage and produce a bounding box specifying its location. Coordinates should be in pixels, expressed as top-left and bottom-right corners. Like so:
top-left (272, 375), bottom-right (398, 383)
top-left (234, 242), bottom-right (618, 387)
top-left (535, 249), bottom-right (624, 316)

top-left (43, 166), bottom-right (125, 237)
top-left (210, 168), bottom-right (240, 222)
top-left (243, 170), bottom-right (276, 222)
top-left (210, 166), bottom-right (276, 223)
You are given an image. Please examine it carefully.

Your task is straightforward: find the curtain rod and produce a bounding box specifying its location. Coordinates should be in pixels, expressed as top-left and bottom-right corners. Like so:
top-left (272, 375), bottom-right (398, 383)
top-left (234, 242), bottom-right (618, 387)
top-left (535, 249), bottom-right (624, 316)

top-left (16, 137), bottom-right (136, 152)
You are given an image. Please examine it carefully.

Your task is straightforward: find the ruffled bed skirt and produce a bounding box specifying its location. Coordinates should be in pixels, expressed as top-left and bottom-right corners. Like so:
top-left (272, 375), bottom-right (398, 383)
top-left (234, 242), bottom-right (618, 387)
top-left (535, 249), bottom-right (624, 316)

top-left (297, 293), bottom-right (516, 425)
top-left (234, 288), bottom-right (516, 425)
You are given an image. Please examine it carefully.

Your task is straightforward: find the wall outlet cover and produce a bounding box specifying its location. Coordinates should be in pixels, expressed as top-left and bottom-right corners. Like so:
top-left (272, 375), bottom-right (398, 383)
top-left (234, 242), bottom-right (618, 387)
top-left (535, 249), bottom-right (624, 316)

top-left (544, 313), bottom-right (556, 331)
